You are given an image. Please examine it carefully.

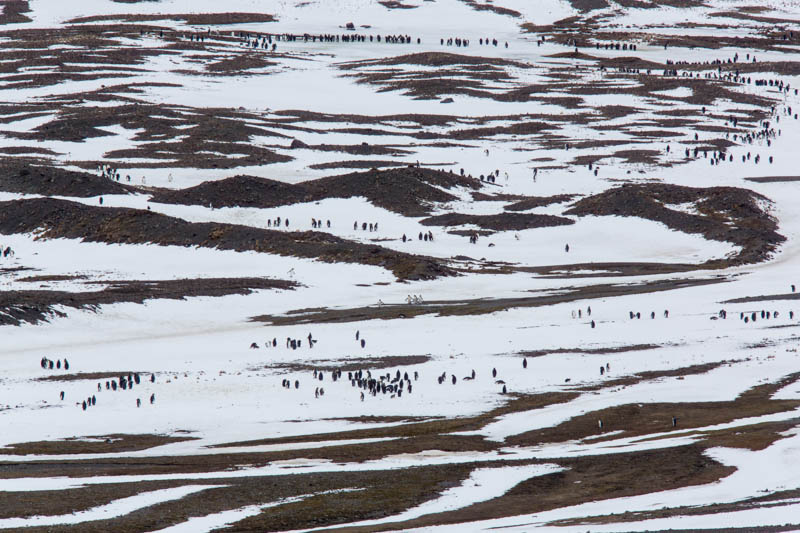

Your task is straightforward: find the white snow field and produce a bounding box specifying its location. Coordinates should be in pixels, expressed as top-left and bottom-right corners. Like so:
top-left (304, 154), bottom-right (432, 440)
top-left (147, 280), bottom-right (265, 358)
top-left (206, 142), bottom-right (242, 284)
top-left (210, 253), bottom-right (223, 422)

top-left (1, 0), bottom-right (800, 531)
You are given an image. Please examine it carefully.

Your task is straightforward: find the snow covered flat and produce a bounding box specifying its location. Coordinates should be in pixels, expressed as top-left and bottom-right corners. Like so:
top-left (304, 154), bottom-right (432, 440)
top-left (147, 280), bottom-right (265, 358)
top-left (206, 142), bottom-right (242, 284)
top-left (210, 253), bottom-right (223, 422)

top-left (1, 0), bottom-right (800, 531)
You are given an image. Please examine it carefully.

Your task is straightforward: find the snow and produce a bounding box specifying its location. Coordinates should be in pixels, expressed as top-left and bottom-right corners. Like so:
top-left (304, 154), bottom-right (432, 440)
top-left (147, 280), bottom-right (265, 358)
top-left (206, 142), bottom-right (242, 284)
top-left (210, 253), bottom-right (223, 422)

top-left (2, 0), bottom-right (800, 530)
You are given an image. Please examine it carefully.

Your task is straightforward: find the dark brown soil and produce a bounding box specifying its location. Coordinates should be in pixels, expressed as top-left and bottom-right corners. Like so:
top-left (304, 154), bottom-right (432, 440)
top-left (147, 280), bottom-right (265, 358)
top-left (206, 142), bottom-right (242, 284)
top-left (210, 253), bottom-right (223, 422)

top-left (507, 374), bottom-right (800, 448)
top-left (0, 161), bottom-right (136, 197)
top-left (0, 480), bottom-right (212, 522)
top-left (611, 148), bottom-right (664, 164)
top-left (151, 175), bottom-right (310, 209)
top-left (568, 0), bottom-right (610, 12)
top-left (0, 443), bottom-right (748, 533)
top-left (745, 176), bottom-right (800, 183)
top-left (647, 32), bottom-right (790, 53)
top-left (574, 360), bottom-right (737, 392)
top-left (0, 277), bottom-right (297, 326)
top-left (0, 434), bottom-right (194, 456)
top-left (571, 76), bottom-right (773, 111)
top-left (0, 0), bottom-right (31, 24)
top-left (292, 142), bottom-right (412, 157)
top-left (455, 0), bottom-right (521, 17)
top-left (448, 119), bottom-right (556, 139)
top-left (308, 160), bottom-right (408, 170)
top-left (471, 192), bottom-right (528, 202)
top-left (205, 55), bottom-right (276, 75)
top-left (221, 360), bottom-right (739, 455)
top-left (0, 29), bottom-right (176, 93)
top-left (0, 464), bottom-right (477, 533)
top-left (0, 433), bottom-right (491, 480)
top-left (339, 52), bottom-right (530, 101)
top-left (12, 102), bottom-right (292, 170)
top-left (18, 274), bottom-right (87, 283)
top-left (504, 194), bottom-right (578, 211)
top-left (448, 229), bottom-right (494, 238)
top-left (267, 355), bottom-right (431, 373)
top-left (340, 52), bottom-right (528, 70)
top-left (419, 212), bottom-right (574, 231)
top-left (211, 392), bottom-right (578, 450)
top-left (150, 167), bottom-right (481, 217)
top-left (66, 12), bottom-right (276, 25)
top-left (565, 183), bottom-right (784, 266)
top-left (550, 450), bottom-right (800, 526)
top-left (270, 109), bottom-right (459, 129)
top-left (0, 197), bottom-right (454, 281)
top-left (717, 61), bottom-right (800, 77)
top-left (0, 146), bottom-right (57, 156)
top-left (251, 277), bottom-right (727, 326)
top-left (378, 1), bottom-right (418, 8)
top-left (722, 292), bottom-right (800, 304)
top-left (323, 446), bottom-right (733, 533)
top-left (709, 10), bottom-right (800, 25)
top-left (519, 343), bottom-right (659, 359)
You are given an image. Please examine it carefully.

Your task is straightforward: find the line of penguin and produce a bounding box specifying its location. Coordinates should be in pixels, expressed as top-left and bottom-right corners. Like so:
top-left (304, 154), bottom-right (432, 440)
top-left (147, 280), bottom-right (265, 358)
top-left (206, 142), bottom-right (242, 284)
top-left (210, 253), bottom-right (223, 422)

top-left (269, 328), bottom-right (518, 399)
top-left (42, 357), bottom-right (159, 411)
top-left (75, 372), bottom-right (158, 411)
top-left (259, 292), bottom-right (798, 403)
top-left (272, 329), bottom-right (411, 401)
